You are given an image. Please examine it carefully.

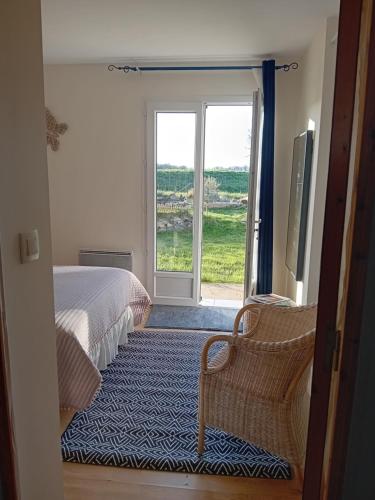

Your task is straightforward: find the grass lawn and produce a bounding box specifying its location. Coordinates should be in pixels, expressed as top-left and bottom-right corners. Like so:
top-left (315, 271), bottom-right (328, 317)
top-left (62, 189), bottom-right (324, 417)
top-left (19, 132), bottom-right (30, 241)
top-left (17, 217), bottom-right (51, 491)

top-left (156, 207), bottom-right (247, 284)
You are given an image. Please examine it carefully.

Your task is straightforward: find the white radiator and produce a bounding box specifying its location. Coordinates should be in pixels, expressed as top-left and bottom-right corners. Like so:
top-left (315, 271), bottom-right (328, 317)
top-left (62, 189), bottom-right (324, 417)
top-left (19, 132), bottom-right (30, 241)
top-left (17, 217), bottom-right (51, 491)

top-left (79, 250), bottom-right (133, 272)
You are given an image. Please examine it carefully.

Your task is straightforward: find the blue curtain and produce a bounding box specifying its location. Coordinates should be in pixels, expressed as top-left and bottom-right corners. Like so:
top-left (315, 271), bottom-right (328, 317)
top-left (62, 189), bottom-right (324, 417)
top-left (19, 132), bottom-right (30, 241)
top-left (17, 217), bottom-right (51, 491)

top-left (256, 60), bottom-right (275, 294)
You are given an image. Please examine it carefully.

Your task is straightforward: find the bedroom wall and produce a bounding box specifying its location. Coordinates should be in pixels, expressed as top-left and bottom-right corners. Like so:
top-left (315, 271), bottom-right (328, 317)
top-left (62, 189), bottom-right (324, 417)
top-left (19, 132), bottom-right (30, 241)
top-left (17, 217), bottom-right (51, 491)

top-left (44, 65), bottom-right (301, 295)
top-left (0, 1), bottom-right (63, 499)
top-left (273, 61), bottom-right (303, 295)
top-left (285, 17), bottom-right (338, 303)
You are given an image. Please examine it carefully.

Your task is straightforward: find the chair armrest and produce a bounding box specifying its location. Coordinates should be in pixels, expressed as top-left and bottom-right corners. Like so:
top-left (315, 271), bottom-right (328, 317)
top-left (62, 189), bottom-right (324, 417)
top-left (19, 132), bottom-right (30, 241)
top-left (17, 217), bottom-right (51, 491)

top-left (200, 335), bottom-right (235, 375)
top-left (233, 303), bottom-right (262, 337)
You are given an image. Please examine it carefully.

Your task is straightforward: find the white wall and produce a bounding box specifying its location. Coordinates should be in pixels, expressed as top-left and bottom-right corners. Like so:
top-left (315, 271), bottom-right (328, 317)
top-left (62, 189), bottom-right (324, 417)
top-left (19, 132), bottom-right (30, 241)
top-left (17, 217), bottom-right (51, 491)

top-left (0, 1), bottom-right (64, 499)
top-left (285, 18), bottom-right (338, 303)
top-left (44, 64), bottom-right (302, 296)
top-left (273, 61), bottom-right (303, 294)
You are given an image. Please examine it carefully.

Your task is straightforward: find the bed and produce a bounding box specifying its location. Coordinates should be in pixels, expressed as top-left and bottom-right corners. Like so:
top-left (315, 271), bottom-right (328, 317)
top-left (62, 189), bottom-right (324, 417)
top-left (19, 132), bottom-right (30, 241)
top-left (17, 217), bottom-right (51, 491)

top-left (53, 265), bottom-right (151, 410)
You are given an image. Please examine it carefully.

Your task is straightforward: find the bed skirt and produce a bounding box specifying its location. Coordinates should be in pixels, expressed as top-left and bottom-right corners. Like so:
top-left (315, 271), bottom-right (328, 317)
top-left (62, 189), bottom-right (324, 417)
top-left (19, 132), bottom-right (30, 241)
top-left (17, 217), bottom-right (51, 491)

top-left (58, 307), bottom-right (134, 410)
top-left (91, 307), bottom-right (133, 370)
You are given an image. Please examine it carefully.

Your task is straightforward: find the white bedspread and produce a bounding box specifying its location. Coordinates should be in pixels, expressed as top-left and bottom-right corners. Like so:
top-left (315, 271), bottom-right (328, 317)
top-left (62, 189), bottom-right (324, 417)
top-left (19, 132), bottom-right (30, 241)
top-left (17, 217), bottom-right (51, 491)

top-left (54, 266), bottom-right (151, 409)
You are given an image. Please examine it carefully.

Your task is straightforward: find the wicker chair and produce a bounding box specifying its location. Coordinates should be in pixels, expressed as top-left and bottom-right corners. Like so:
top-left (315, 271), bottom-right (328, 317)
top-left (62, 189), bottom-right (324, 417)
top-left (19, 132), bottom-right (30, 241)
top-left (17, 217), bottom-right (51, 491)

top-left (197, 303), bottom-right (317, 470)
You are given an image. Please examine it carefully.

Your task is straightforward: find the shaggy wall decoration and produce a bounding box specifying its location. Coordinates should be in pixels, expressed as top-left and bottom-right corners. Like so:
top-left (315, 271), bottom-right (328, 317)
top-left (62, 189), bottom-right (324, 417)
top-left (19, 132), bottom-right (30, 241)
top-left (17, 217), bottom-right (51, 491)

top-left (46, 108), bottom-right (68, 151)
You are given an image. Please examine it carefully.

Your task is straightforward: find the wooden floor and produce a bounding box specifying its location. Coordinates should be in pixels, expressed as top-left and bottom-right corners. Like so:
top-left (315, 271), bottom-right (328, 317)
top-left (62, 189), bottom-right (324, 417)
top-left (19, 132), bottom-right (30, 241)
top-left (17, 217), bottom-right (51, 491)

top-left (61, 411), bottom-right (302, 500)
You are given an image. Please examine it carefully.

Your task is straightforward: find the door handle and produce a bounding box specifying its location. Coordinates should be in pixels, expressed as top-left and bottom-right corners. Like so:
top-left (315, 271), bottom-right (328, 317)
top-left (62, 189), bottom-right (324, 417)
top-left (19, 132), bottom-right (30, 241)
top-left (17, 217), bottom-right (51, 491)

top-left (254, 219), bottom-right (262, 224)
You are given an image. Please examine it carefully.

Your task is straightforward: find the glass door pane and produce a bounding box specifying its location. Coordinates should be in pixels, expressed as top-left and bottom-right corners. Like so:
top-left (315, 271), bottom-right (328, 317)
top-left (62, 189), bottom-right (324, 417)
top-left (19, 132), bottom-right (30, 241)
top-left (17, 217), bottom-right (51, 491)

top-left (155, 112), bottom-right (196, 274)
top-left (201, 105), bottom-right (252, 306)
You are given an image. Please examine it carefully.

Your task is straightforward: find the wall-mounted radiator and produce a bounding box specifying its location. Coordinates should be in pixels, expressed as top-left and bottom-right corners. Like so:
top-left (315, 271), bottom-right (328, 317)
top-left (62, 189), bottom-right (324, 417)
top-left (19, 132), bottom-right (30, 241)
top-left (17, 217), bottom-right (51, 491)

top-left (79, 250), bottom-right (133, 272)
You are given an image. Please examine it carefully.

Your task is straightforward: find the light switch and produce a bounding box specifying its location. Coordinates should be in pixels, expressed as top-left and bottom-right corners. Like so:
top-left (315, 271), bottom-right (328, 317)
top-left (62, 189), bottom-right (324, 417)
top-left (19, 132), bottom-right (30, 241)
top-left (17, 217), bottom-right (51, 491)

top-left (20, 229), bottom-right (40, 263)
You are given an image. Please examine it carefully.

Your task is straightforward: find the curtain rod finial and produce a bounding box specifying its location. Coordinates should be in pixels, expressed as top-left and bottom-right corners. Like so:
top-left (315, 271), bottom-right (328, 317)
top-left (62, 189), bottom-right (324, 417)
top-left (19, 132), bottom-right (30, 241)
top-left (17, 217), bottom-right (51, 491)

top-left (107, 64), bottom-right (137, 73)
top-left (280, 62), bottom-right (299, 72)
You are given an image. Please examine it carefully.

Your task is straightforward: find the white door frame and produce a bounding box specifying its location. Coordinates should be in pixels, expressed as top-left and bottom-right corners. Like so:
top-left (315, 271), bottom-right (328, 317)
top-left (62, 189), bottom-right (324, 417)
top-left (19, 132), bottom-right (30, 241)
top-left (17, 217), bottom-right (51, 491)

top-left (146, 97), bottom-right (253, 306)
top-left (244, 90), bottom-right (262, 300)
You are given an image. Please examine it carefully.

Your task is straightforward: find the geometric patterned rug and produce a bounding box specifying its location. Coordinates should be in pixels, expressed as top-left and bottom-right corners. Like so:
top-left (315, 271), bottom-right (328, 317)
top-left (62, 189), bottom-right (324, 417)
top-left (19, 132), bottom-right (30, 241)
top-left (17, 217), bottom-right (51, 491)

top-left (61, 330), bottom-right (291, 479)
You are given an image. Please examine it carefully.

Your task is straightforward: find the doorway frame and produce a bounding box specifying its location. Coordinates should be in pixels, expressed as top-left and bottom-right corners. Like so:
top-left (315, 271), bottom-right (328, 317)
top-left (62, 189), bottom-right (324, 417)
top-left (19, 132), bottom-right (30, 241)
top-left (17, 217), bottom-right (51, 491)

top-left (303, 0), bottom-right (369, 498)
top-left (325, 0), bottom-right (375, 497)
top-left (0, 250), bottom-right (18, 500)
top-left (146, 96), bottom-right (253, 306)
top-left (2, 0), bottom-right (373, 498)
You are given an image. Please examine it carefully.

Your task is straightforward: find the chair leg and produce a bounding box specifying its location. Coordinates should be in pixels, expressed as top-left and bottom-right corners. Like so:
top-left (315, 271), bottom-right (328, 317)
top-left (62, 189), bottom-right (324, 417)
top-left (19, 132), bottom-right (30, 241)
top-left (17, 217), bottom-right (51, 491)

top-left (197, 394), bottom-right (205, 455)
top-left (197, 418), bottom-right (205, 455)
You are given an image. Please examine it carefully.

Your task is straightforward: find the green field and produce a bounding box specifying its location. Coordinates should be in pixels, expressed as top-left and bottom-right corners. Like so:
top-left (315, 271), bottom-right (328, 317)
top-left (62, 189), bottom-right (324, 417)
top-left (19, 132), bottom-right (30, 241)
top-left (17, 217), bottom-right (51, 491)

top-left (156, 167), bottom-right (248, 284)
top-left (156, 207), bottom-right (247, 284)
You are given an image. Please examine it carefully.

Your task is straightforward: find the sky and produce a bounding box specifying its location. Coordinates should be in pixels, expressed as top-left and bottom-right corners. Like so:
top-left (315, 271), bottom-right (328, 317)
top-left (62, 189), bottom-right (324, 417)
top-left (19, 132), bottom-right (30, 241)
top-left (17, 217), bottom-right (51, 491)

top-left (156, 105), bottom-right (252, 169)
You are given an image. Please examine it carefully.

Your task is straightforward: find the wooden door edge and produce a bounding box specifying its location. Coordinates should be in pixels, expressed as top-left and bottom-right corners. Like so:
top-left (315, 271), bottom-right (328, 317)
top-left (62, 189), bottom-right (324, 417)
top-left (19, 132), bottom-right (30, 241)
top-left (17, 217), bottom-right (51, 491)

top-left (302, 0), bottom-right (364, 498)
top-left (326, 1), bottom-right (375, 497)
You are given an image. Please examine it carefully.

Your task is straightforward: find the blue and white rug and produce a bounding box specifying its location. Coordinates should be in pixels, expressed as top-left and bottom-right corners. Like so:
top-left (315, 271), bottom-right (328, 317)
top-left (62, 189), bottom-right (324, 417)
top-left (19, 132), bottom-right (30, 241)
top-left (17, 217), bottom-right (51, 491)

top-left (61, 330), bottom-right (291, 478)
top-left (145, 305), bottom-right (243, 332)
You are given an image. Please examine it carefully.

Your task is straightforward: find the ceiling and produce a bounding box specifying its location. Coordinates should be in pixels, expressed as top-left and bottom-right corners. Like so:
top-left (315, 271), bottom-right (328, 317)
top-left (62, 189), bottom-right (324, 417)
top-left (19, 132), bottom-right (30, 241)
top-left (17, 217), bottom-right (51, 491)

top-left (41, 0), bottom-right (340, 64)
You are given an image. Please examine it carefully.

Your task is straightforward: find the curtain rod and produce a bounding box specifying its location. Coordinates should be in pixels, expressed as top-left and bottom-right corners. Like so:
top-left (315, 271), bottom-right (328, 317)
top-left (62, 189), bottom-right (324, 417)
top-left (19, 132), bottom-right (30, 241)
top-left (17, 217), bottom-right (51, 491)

top-left (107, 62), bottom-right (298, 73)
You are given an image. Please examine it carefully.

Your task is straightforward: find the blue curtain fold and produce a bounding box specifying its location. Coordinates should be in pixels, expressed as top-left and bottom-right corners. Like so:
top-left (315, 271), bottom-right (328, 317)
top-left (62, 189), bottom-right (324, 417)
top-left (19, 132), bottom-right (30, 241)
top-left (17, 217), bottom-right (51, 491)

top-left (256, 59), bottom-right (275, 294)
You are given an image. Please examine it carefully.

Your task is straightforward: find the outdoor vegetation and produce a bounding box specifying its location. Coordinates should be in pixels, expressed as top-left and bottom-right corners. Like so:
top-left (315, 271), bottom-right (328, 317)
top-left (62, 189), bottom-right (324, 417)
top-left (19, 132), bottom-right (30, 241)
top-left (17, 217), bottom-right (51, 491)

top-left (156, 165), bottom-right (249, 284)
